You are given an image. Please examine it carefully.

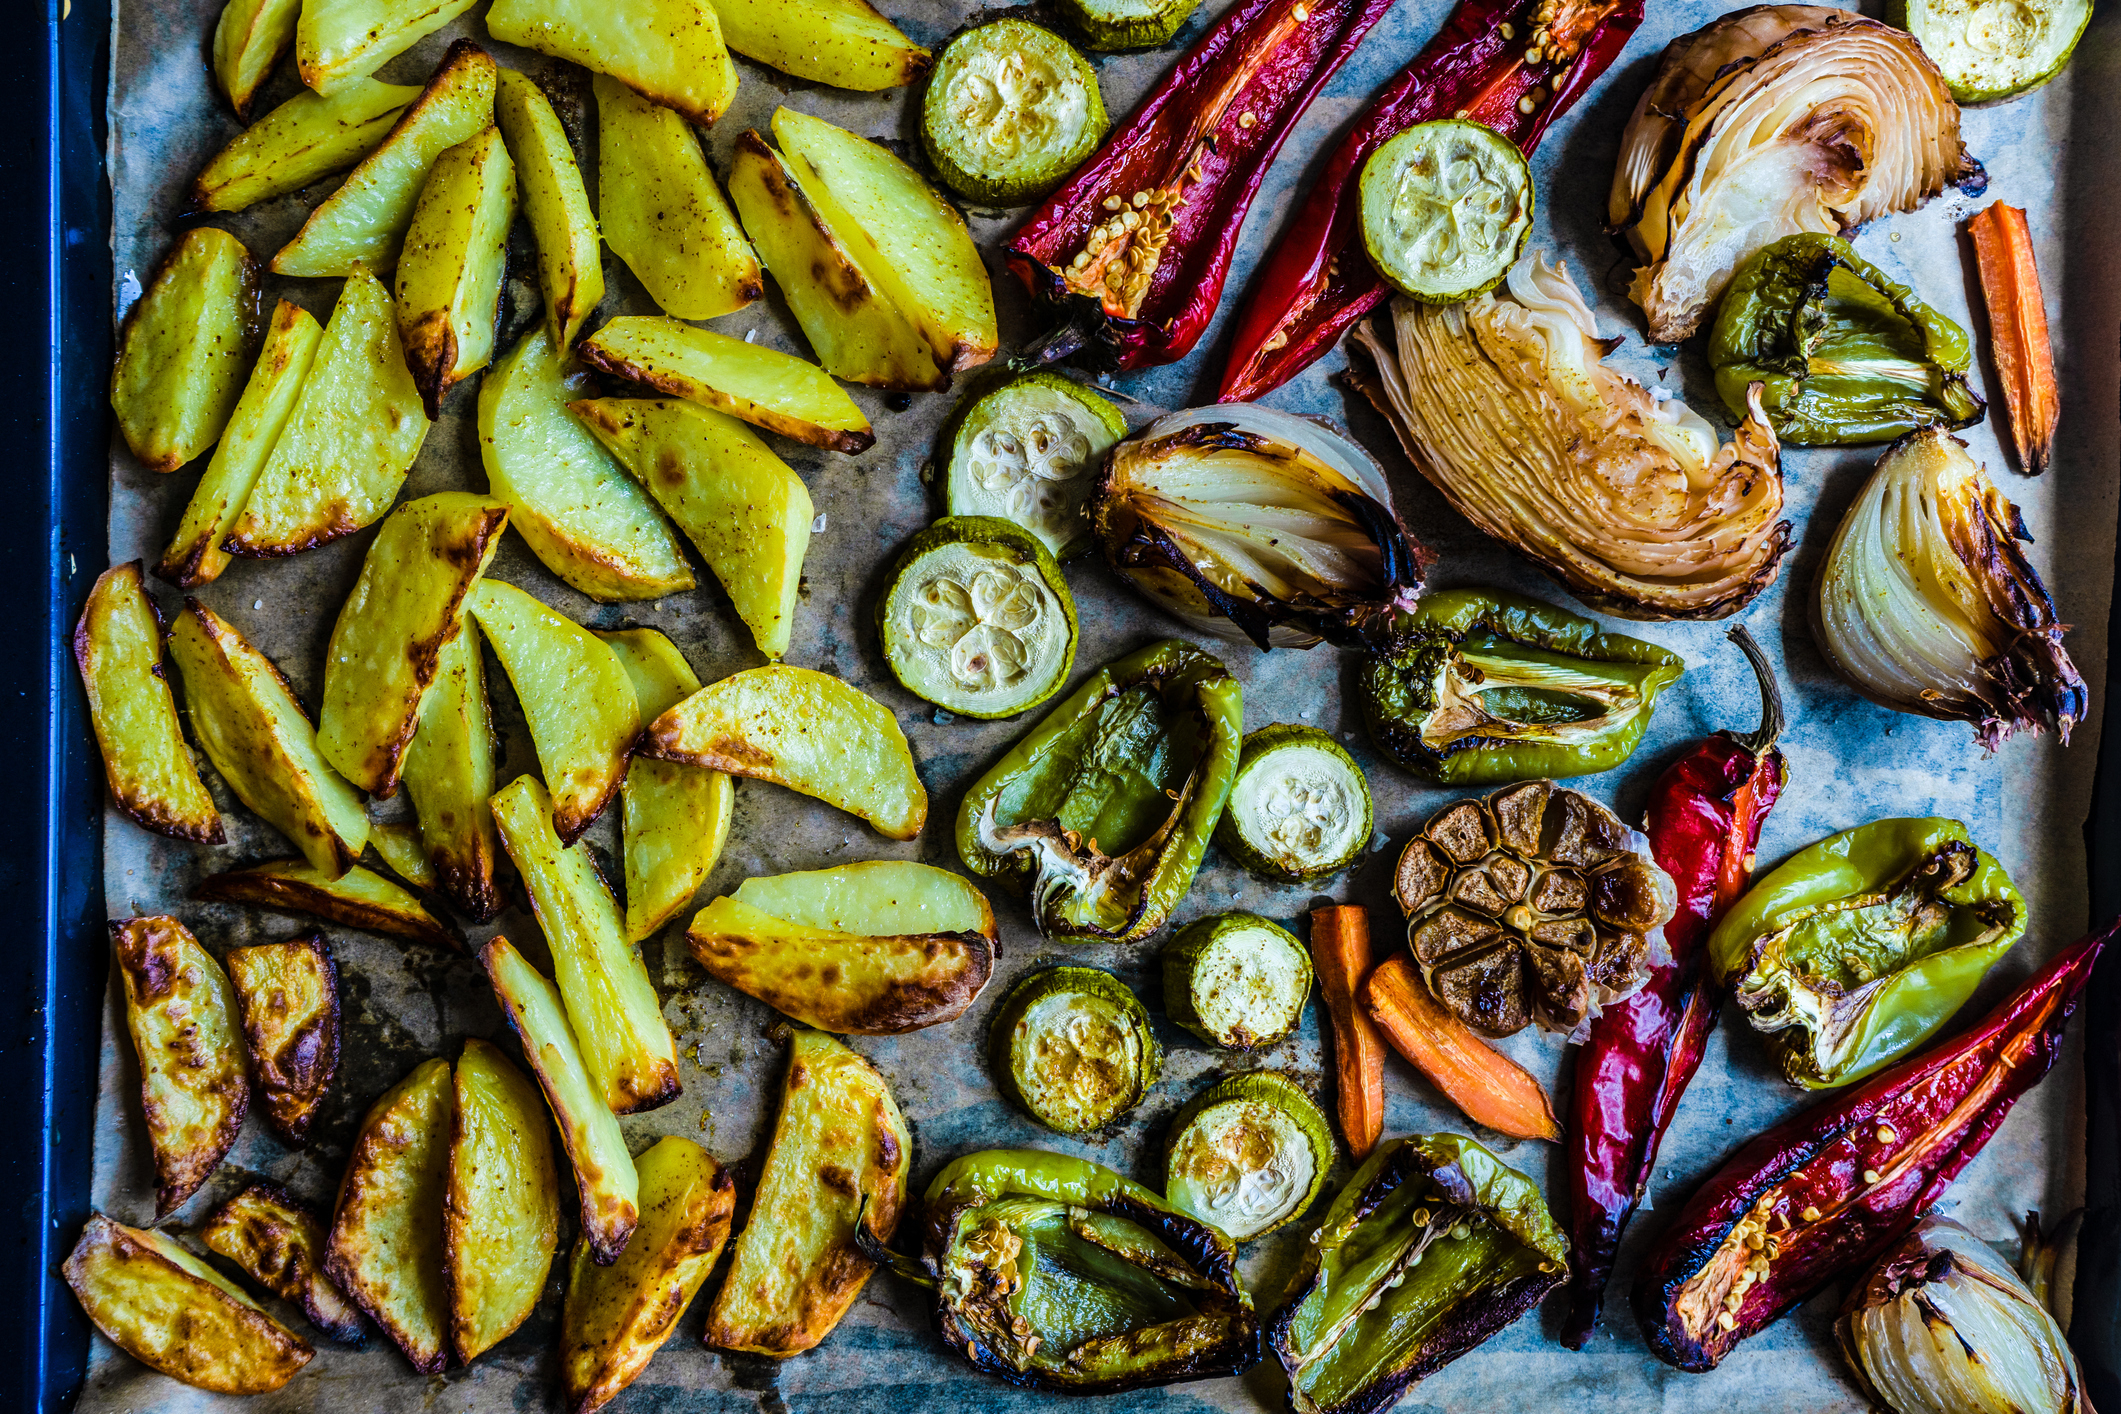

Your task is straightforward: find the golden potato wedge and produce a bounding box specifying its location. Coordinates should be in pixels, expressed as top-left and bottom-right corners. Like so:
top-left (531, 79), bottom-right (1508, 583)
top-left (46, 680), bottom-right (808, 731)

top-left (195, 859), bottom-right (458, 950)
top-left (464, 579), bottom-right (638, 843)
top-left (713, 0), bottom-right (928, 91)
top-left (225, 264), bottom-right (429, 556)
top-left (225, 933), bottom-right (341, 1145)
top-left (400, 616), bottom-right (503, 920)
top-left (490, 0), bottom-right (736, 125)
top-left (560, 1136), bottom-right (734, 1414)
top-left (396, 128), bottom-right (517, 416)
top-left (298, 0), bottom-right (481, 97)
top-left (111, 227), bottom-right (258, 472)
top-left (569, 399), bottom-right (810, 659)
top-left (167, 600), bottom-right (369, 875)
top-left (495, 72), bottom-right (603, 351)
top-left (706, 1030), bottom-right (908, 1356)
top-left (327, 1057), bottom-right (454, 1372)
top-left (479, 328), bottom-right (694, 604)
top-left (274, 41), bottom-right (497, 278)
top-left (491, 776), bottom-right (680, 1115)
top-left (191, 80), bottom-right (422, 214)
top-left (579, 316), bottom-right (873, 454)
top-left (65, 1214), bottom-right (312, 1393)
top-left (113, 917), bottom-right (249, 1218)
top-left (201, 1180), bottom-right (368, 1344)
top-left (317, 493), bottom-right (507, 796)
top-left (595, 75), bottom-right (759, 322)
top-left (367, 817), bottom-right (437, 889)
top-left (213, 0), bottom-right (300, 119)
top-left (642, 666), bottom-right (926, 840)
top-left (480, 937), bottom-right (640, 1264)
top-left (73, 563), bottom-right (223, 841)
top-left (447, 1036), bottom-right (560, 1362)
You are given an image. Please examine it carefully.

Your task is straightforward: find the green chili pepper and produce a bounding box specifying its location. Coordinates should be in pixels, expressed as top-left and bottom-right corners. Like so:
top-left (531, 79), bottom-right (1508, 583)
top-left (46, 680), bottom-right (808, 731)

top-left (956, 639), bottom-right (1242, 942)
top-left (1356, 589), bottom-right (1683, 785)
top-left (1709, 233), bottom-right (1986, 446)
top-left (1707, 817), bottom-right (2027, 1090)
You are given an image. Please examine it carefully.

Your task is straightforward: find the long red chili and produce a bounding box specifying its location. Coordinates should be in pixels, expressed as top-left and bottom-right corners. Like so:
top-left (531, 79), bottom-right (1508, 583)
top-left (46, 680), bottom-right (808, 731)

top-left (1635, 917), bottom-right (2114, 1372)
top-left (1216, 0), bottom-right (1642, 401)
top-left (1560, 627), bottom-right (1787, 1349)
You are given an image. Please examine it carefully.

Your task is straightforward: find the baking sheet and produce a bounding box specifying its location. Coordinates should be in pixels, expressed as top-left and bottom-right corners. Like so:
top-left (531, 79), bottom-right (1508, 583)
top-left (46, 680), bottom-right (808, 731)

top-left (81, 0), bottom-right (2121, 1408)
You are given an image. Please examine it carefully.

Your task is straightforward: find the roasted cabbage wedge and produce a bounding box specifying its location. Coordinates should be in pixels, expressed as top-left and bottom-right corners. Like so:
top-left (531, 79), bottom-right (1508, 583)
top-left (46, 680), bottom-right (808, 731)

top-left (481, 936), bottom-right (641, 1264)
top-left (111, 227), bottom-right (257, 472)
top-left (447, 1037), bottom-right (561, 1362)
top-left (368, 816), bottom-right (437, 889)
top-left (491, 775), bottom-right (682, 1115)
top-left (226, 933), bottom-right (342, 1145)
top-left (686, 862), bottom-right (997, 1034)
top-left (570, 398), bottom-right (812, 658)
top-left (65, 1214), bottom-right (313, 1394)
top-left (712, 0), bottom-right (929, 90)
top-left (327, 1057), bottom-right (454, 1372)
top-left (707, 1030), bottom-right (911, 1357)
top-left (213, 0), bottom-right (300, 119)
top-left (168, 599), bottom-right (371, 875)
top-left (73, 562), bottom-right (223, 841)
top-left (113, 916), bottom-right (249, 1217)
top-left (642, 666), bottom-right (927, 840)
top-left (561, 1136), bottom-right (735, 1414)
top-left (196, 859), bottom-right (458, 950)
top-left (489, 0), bottom-right (736, 124)
top-left (396, 127), bottom-right (517, 416)
top-left (202, 1181), bottom-right (368, 1344)
top-left (595, 74), bottom-right (760, 322)
top-left (399, 618), bottom-right (504, 920)
top-left (494, 71), bottom-right (603, 350)
top-left (298, 0), bottom-right (479, 95)
top-left (579, 316), bottom-right (874, 454)
top-left (191, 79), bottom-right (420, 213)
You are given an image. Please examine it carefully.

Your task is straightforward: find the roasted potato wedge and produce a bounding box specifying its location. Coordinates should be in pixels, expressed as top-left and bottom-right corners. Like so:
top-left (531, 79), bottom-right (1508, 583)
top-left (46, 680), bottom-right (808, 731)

top-left (447, 1037), bottom-right (561, 1362)
top-left (706, 1030), bottom-right (909, 1356)
top-left (226, 933), bottom-right (342, 1145)
top-left (113, 917), bottom-right (249, 1217)
top-left (400, 616), bottom-right (504, 920)
top-left (397, 127), bottom-right (517, 416)
top-left (481, 936), bottom-right (640, 1264)
top-left (712, 0), bottom-right (928, 90)
top-left (167, 599), bottom-right (370, 875)
top-left (464, 579), bottom-right (639, 843)
top-left (367, 816), bottom-right (437, 888)
top-left (196, 859), bottom-right (458, 950)
top-left (595, 74), bottom-right (759, 322)
top-left (73, 563), bottom-right (223, 841)
top-left (193, 79), bottom-right (420, 213)
top-left (490, 0), bottom-right (736, 125)
top-left (212, 0), bottom-right (299, 119)
top-left (111, 227), bottom-right (258, 472)
top-left (327, 1056), bottom-right (454, 1372)
top-left (560, 1136), bottom-right (734, 1414)
top-left (494, 71), bottom-right (603, 350)
top-left (479, 328), bottom-right (694, 603)
top-left (579, 316), bottom-right (873, 454)
top-left (642, 666), bottom-right (926, 840)
top-left (570, 399), bottom-right (811, 659)
top-left (201, 1180), bottom-right (368, 1344)
top-left (274, 40), bottom-right (497, 278)
top-left (298, 0), bottom-right (480, 97)
top-left (65, 1214), bottom-right (312, 1393)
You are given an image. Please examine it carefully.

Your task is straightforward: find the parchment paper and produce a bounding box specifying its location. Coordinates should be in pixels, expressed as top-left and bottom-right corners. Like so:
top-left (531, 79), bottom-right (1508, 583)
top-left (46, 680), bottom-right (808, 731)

top-left (81, 0), bottom-right (2121, 1408)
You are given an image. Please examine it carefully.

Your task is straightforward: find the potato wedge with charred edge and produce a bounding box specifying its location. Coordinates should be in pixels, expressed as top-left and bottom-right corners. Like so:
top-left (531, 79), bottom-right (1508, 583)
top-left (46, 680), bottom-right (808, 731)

top-left (213, 0), bottom-right (300, 119)
top-left (448, 1037), bottom-right (560, 1363)
top-left (73, 563), bottom-right (223, 842)
top-left (595, 75), bottom-right (760, 322)
top-left (298, 0), bottom-right (480, 98)
top-left (274, 41), bottom-right (497, 278)
top-left (201, 1181), bottom-right (368, 1344)
top-left (706, 1030), bottom-right (909, 1356)
top-left (111, 227), bottom-right (258, 473)
top-left (490, 0), bottom-right (736, 126)
top-left (318, 493), bottom-right (507, 796)
top-left (480, 937), bottom-right (640, 1265)
top-left (561, 1137), bottom-right (734, 1414)
top-left (711, 0), bottom-right (929, 91)
top-left (226, 933), bottom-right (342, 1145)
top-left (400, 617), bottom-right (504, 920)
top-left (327, 1056), bottom-right (453, 1372)
top-left (368, 816), bottom-right (437, 889)
top-left (168, 600), bottom-right (370, 875)
top-left (495, 72), bottom-right (603, 351)
top-left (643, 666), bottom-right (927, 840)
top-left (579, 316), bottom-right (873, 454)
top-left (65, 1214), bottom-right (312, 1393)
top-left (196, 860), bottom-right (458, 950)
top-left (396, 128), bottom-right (517, 417)
top-left (113, 917), bottom-right (249, 1218)
top-left (193, 80), bottom-right (420, 213)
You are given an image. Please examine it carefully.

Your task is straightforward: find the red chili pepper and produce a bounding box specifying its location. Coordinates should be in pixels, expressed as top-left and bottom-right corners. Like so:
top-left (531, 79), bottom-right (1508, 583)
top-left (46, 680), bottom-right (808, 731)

top-left (1215, 0), bottom-right (1642, 402)
top-left (1559, 627), bottom-right (1787, 1349)
top-left (1635, 916), bottom-right (2114, 1372)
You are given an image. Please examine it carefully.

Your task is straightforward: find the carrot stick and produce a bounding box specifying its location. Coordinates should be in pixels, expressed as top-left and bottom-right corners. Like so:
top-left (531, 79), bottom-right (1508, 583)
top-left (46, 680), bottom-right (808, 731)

top-left (1967, 202), bottom-right (2057, 477)
top-left (1308, 905), bottom-right (1385, 1160)
top-left (1360, 954), bottom-right (1561, 1143)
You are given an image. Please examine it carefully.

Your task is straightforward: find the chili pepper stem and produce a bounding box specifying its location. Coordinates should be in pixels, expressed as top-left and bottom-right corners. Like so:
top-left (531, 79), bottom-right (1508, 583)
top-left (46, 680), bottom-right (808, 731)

top-left (1726, 624), bottom-right (1785, 755)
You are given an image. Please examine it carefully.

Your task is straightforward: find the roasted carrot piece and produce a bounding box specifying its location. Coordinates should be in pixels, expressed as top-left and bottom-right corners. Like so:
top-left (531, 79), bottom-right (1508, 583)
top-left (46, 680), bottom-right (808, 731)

top-left (1361, 954), bottom-right (1560, 1142)
top-left (1309, 905), bottom-right (1386, 1160)
top-left (1967, 202), bottom-right (2057, 477)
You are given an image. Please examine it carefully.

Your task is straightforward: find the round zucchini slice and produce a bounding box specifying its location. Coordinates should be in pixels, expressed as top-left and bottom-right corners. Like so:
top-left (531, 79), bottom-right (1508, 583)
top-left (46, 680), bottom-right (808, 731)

top-left (878, 517), bottom-right (1079, 719)
top-left (946, 373), bottom-right (1127, 560)
top-left (1888, 0), bottom-right (2089, 103)
top-left (923, 19), bottom-right (1108, 204)
top-left (1214, 724), bottom-right (1374, 881)
top-left (1060, 0), bottom-right (1204, 50)
top-left (1359, 120), bottom-right (1533, 305)
top-left (1162, 913), bottom-right (1312, 1051)
top-left (990, 965), bottom-right (1162, 1133)
top-left (1164, 1072), bottom-right (1333, 1241)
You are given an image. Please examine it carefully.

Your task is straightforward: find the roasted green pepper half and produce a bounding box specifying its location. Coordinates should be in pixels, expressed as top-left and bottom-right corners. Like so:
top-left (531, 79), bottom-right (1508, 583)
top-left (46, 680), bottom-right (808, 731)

top-left (1356, 589), bottom-right (1683, 785)
top-left (958, 639), bottom-right (1242, 942)
top-left (1707, 817), bottom-right (2027, 1090)
top-left (1709, 233), bottom-right (1985, 446)
top-left (1269, 1133), bottom-right (1568, 1414)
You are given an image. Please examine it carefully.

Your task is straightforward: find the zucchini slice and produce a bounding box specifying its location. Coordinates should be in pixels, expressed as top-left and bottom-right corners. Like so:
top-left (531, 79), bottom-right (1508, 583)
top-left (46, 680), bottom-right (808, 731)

top-left (1215, 724), bottom-right (1374, 880)
top-left (1059, 0), bottom-right (1203, 51)
top-left (946, 372), bottom-right (1125, 560)
top-left (990, 966), bottom-right (1160, 1133)
top-left (1888, 0), bottom-right (2089, 102)
top-left (922, 19), bottom-right (1106, 205)
top-left (1164, 1072), bottom-right (1333, 1241)
top-left (878, 517), bottom-right (1078, 719)
top-left (1359, 120), bottom-right (1532, 305)
top-left (1162, 912), bottom-right (1312, 1050)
